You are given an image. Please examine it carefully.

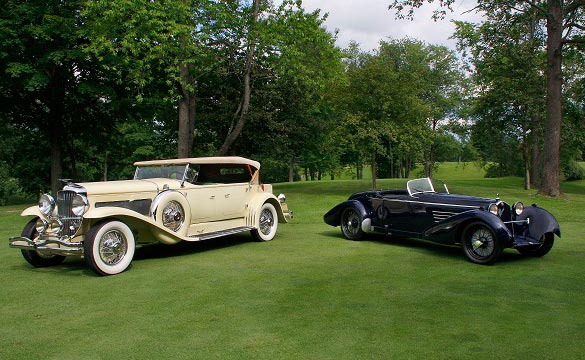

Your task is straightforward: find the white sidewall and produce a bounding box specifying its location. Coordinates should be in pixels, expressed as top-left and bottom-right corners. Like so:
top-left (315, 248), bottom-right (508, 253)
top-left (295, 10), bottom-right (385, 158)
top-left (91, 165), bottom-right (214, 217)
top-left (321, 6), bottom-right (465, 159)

top-left (91, 221), bottom-right (136, 275)
top-left (257, 203), bottom-right (278, 241)
top-left (152, 191), bottom-right (191, 237)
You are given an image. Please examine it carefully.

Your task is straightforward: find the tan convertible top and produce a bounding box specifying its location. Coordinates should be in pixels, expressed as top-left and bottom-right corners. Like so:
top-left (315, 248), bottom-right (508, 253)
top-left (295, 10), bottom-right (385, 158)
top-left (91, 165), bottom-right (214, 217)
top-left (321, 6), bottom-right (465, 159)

top-left (134, 156), bottom-right (260, 170)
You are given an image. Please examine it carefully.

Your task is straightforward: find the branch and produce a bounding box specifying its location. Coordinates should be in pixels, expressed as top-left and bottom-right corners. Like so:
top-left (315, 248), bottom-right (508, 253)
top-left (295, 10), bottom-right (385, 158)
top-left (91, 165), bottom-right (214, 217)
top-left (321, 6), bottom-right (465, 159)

top-left (564, 0), bottom-right (585, 16)
top-left (524, 0), bottom-right (547, 14)
top-left (562, 37), bottom-right (585, 45)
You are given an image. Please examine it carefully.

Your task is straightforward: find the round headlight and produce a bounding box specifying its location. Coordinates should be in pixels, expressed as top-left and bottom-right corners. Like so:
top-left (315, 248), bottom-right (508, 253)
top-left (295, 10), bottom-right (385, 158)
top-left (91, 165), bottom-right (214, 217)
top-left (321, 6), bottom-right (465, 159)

top-left (38, 194), bottom-right (55, 216)
top-left (488, 203), bottom-right (499, 216)
top-left (513, 202), bottom-right (524, 216)
top-left (71, 194), bottom-right (89, 216)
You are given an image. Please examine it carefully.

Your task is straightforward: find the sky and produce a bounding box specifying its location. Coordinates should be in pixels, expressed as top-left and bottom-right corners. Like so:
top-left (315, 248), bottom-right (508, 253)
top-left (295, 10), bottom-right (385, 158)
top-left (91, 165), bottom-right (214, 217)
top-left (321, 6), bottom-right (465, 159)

top-left (301, 0), bottom-right (483, 51)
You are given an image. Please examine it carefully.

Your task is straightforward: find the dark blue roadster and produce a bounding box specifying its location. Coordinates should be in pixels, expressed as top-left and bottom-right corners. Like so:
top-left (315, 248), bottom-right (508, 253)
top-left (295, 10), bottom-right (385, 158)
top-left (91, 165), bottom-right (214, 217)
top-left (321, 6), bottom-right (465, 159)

top-left (323, 178), bottom-right (560, 264)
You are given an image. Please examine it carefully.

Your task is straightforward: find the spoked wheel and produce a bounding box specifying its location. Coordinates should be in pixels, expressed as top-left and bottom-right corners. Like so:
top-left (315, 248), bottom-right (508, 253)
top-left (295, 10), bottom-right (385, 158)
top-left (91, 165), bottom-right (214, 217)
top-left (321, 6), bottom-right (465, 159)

top-left (461, 222), bottom-right (502, 265)
top-left (517, 233), bottom-right (554, 257)
top-left (84, 220), bottom-right (135, 276)
top-left (340, 207), bottom-right (363, 240)
top-left (252, 202), bottom-right (279, 242)
top-left (20, 218), bottom-right (66, 268)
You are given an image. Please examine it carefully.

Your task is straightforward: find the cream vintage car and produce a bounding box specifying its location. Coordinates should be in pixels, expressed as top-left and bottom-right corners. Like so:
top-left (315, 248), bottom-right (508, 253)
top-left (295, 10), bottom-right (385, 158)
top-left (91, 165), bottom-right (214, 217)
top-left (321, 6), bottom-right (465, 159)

top-left (9, 157), bottom-right (291, 276)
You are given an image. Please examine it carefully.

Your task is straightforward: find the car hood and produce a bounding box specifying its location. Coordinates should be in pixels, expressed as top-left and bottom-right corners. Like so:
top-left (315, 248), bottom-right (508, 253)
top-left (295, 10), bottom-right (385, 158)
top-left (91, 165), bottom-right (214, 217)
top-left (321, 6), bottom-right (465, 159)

top-left (65, 178), bottom-right (179, 196)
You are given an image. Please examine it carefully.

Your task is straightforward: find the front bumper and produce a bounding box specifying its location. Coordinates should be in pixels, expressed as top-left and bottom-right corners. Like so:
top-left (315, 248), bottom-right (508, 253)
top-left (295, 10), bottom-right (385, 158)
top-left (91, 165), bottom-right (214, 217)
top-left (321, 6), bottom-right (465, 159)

top-left (9, 236), bottom-right (84, 256)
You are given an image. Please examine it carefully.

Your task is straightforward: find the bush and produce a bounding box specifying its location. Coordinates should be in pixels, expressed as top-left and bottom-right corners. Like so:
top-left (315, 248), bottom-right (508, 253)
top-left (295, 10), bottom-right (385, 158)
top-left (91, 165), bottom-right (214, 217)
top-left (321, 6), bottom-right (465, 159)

top-left (0, 162), bottom-right (25, 206)
top-left (562, 159), bottom-right (585, 181)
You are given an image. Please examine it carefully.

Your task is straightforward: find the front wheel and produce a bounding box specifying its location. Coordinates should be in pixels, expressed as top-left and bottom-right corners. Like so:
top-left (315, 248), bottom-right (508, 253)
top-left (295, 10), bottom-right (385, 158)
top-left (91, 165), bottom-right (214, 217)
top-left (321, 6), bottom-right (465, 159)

top-left (252, 203), bottom-right (278, 241)
top-left (461, 222), bottom-right (502, 265)
top-left (517, 233), bottom-right (554, 257)
top-left (20, 218), bottom-right (66, 268)
top-left (84, 220), bottom-right (135, 276)
top-left (340, 207), bottom-right (364, 240)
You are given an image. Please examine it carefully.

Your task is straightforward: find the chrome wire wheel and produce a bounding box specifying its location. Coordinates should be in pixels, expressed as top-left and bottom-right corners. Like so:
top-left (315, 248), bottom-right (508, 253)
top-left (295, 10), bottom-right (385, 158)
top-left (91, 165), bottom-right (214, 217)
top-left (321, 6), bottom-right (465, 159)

top-left (259, 208), bottom-right (274, 236)
top-left (99, 229), bottom-right (128, 266)
top-left (162, 200), bottom-right (185, 232)
top-left (252, 202), bottom-right (278, 242)
top-left (340, 207), bottom-right (363, 240)
top-left (84, 220), bottom-right (136, 276)
top-left (461, 222), bottom-right (502, 265)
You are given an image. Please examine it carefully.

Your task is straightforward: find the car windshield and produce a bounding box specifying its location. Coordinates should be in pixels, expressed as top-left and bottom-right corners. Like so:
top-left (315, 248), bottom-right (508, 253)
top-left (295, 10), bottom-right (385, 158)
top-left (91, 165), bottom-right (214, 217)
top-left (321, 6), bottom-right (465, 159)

top-left (407, 178), bottom-right (435, 195)
top-left (134, 164), bottom-right (191, 181)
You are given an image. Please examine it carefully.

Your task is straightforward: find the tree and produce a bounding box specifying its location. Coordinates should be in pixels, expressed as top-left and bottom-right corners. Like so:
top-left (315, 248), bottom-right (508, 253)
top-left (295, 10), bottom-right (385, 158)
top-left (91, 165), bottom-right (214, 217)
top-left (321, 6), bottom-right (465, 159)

top-left (0, 0), bottom-right (120, 193)
top-left (388, 0), bottom-right (585, 196)
top-left (453, 13), bottom-right (547, 189)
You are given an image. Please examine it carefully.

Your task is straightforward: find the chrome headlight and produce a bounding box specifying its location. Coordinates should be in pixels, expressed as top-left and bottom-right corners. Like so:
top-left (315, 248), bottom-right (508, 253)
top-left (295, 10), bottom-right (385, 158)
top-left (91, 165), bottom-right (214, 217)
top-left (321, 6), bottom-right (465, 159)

top-left (277, 193), bottom-right (286, 204)
top-left (512, 202), bottom-right (524, 216)
top-left (71, 194), bottom-right (89, 216)
top-left (38, 194), bottom-right (55, 216)
top-left (488, 203), bottom-right (499, 216)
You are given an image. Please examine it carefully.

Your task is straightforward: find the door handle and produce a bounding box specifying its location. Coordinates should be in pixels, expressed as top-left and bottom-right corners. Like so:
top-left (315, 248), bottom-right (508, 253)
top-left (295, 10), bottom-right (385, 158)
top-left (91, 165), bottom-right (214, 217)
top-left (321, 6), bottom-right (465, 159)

top-left (225, 194), bottom-right (230, 198)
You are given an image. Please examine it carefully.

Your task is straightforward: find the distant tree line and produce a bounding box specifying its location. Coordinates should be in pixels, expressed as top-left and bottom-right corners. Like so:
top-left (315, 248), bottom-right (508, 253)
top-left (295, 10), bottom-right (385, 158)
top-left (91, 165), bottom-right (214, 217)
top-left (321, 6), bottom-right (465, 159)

top-left (0, 0), bottom-right (583, 204)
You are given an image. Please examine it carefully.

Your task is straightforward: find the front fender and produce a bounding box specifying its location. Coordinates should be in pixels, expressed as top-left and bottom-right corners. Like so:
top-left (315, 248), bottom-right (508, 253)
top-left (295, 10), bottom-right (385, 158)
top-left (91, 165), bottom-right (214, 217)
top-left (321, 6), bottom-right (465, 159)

top-left (21, 206), bottom-right (42, 217)
top-left (84, 206), bottom-right (183, 245)
top-left (513, 206), bottom-right (561, 246)
top-left (323, 200), bottom-right (371, 227)
top-left (424, 210), bottom-right (513, 245)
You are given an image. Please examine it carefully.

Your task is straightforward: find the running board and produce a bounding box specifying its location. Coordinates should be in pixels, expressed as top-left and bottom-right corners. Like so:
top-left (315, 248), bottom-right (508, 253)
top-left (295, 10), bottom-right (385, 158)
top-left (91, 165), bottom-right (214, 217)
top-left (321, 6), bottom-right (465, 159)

top-left (187, 226), bottom-right (255, 241)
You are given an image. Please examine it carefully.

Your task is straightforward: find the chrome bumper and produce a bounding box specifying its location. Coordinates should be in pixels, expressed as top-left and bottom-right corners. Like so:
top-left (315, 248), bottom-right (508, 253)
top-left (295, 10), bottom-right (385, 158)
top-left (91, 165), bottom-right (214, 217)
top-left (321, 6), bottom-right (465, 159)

top-left (9, 236), bottom-right (84, 256)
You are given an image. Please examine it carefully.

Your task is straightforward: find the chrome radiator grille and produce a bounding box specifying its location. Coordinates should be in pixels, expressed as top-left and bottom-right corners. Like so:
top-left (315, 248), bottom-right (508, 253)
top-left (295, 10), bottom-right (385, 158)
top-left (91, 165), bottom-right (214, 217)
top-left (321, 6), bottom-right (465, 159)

top-left (56, 190), bottom-right (82, 237)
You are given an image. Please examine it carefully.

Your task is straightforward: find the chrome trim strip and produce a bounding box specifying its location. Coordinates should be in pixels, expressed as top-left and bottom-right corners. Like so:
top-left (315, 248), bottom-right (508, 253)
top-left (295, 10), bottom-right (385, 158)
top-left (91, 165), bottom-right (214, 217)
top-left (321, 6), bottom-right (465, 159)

top-left (385, 198), bottom-right (480, 209)
top-left (188, 226), bottom-right (255, 241)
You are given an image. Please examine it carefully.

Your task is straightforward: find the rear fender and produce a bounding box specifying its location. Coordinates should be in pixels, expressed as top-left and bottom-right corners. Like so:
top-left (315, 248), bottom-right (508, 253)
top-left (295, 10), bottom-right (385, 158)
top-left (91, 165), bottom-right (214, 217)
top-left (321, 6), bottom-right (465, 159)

top-left (323, 200), bottom-right (371, 227)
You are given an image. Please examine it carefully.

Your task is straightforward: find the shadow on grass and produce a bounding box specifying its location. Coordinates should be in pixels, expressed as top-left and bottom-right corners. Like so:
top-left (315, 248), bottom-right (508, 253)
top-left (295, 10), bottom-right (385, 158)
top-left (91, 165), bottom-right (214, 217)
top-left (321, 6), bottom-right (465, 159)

top-left (320, 230), bottom-right (537, 265)
top-left (9, 233), bottom-right (253, 276)
top-left (134, 233), bottom-right (250, 260)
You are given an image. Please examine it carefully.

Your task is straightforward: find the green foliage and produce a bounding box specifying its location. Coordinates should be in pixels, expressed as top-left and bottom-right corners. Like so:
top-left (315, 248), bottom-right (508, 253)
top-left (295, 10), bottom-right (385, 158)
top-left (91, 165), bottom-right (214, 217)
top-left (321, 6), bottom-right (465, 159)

top-left (0, 162), bottom-right (24, 206)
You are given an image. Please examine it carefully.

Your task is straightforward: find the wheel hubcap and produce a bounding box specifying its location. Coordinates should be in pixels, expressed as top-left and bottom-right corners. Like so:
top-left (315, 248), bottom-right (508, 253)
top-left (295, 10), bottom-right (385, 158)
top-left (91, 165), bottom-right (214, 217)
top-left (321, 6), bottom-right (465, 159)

top-left (162, 201), bottom-right (185, 232)
top-left (469, 228), bottom-right (494, 257)
top-left (259, 209), bottom-right (274, 235)
top-left (99, 230), bottom-right (127, 266)
top-left (343, 211), bottom-right (360, 236)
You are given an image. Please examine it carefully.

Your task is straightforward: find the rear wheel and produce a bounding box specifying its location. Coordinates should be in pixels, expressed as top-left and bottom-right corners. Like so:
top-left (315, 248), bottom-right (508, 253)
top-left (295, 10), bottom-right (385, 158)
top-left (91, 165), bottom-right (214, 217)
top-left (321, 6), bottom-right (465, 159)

top-left (252, 202), bottom-right (278, 241)
top-left (461, 222), bottom-right (502, 265)
top-left (20, 218), bottom-right (66, 268)
top-left (517, 233), bottom-right (554, 257)
top-left (340, 207), bottom-right (364, 240)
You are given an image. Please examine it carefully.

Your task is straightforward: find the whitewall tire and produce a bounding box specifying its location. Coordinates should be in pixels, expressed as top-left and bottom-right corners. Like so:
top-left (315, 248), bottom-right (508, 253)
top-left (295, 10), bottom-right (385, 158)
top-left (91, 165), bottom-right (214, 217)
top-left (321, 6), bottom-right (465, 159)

top-left (252, 202), bottom-right (278, 242)
top-left (84, 220), bottom-right (136, 276)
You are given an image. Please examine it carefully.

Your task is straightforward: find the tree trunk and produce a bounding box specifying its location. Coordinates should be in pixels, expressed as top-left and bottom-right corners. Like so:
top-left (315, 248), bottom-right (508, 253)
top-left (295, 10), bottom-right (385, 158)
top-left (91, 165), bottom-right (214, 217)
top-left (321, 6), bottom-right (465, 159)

top-left (522, 131), bottom-right (531, 190)
top-left (50, 126), bottom-right (63, 194)
top-left (288, 158), bottom-right (294, 182)
top-left (371, 154), bottom-right (377, 190)
top-left (540, 0), bottom-right (563, 196)
top-left (178, 63), bottom-right (195, 158)
top-left (217, 0), bottom-right (260, 155)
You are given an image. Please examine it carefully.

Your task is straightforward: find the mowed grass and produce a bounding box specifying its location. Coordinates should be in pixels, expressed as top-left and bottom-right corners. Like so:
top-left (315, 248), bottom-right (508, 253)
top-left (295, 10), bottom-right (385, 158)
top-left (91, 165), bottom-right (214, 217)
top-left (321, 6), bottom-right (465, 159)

top-left (1, 163), bottom-right (584, 359)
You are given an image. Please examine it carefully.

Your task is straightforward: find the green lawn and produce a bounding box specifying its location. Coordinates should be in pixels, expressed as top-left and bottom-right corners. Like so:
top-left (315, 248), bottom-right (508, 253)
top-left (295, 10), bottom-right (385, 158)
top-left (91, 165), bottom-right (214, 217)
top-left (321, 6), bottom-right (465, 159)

top-left (1, 168), bottom-right (584, 359)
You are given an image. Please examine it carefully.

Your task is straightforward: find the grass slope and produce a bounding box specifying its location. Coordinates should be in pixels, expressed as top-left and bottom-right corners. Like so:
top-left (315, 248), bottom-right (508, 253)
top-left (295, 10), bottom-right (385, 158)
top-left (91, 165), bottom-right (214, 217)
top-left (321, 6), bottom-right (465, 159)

top-left (1, 165), bottom-right (584, 359)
